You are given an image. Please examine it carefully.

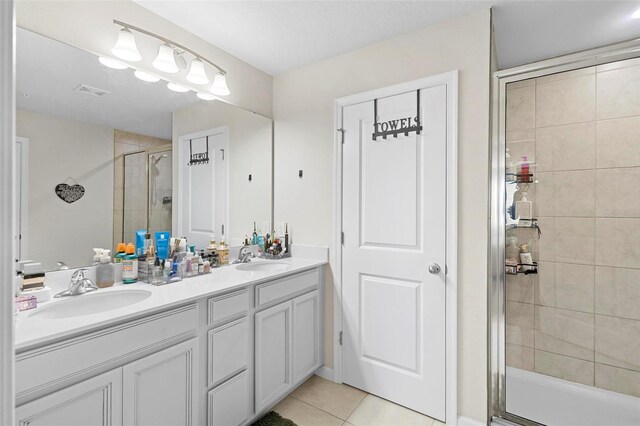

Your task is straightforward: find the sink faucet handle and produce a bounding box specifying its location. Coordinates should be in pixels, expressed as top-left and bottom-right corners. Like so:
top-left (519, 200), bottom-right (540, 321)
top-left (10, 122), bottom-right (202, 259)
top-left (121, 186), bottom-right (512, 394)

top-left (71, 268), bottom-right (88, 283)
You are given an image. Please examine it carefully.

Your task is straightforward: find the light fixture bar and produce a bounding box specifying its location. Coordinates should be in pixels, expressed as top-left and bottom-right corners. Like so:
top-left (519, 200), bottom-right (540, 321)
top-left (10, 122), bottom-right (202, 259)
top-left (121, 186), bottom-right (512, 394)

top-left (113, 19), bottom-right (227, 75)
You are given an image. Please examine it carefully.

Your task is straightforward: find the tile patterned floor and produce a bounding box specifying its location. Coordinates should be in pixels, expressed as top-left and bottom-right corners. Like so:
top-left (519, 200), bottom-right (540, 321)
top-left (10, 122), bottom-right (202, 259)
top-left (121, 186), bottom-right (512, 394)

top-left (273, 375), bottom-right (445, 426)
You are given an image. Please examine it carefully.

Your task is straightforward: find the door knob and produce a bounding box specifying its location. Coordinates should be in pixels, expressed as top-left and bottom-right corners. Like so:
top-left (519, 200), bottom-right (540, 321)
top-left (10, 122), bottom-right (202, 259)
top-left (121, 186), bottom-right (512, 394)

top-left (428, 263), bottom-right (441, 275)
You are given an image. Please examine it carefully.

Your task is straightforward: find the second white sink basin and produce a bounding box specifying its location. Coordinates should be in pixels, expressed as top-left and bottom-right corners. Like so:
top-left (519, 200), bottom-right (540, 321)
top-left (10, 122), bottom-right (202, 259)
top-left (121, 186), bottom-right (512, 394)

top-left (30, 289), bottom-right (152, 320)
top-left (235, 262), bottom-right (291, 273)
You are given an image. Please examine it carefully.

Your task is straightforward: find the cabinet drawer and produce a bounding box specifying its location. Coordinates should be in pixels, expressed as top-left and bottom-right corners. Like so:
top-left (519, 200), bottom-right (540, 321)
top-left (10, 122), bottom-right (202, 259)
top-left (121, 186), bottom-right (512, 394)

top-left (208, 289), bottom-right (249, 326)
top-left (16, 304), bottom-right (198, 399)
top-left (208, 318), bottom-right (248, 387)
top-left (208, 371), bottom-right (249, 426)
top-left (255, 268), bottom-right (320, 307)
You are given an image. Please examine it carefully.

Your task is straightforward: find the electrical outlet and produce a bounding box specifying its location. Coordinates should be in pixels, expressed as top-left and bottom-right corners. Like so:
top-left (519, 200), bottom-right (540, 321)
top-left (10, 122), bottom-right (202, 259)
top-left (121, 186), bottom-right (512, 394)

top-left (275, 222), bottom-right (286, 237)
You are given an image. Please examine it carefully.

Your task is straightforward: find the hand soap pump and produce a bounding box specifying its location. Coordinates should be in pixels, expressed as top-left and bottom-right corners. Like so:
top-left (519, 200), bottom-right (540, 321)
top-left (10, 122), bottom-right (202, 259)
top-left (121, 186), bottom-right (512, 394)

top-left (92, 248), bottom-right (103, 265)
top-left (97, 250), bottom-right (114, 288)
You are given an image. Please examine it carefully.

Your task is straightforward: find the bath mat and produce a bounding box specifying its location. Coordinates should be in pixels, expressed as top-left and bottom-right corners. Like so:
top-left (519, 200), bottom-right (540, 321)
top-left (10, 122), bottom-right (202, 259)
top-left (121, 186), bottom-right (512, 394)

top-left (252, 411), bottom-right (297, 426)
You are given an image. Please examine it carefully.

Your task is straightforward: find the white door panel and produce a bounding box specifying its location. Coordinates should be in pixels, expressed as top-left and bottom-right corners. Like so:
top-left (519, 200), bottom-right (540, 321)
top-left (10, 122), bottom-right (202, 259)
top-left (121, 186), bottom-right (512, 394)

top-left (342, 85), bottom-right (447, 420)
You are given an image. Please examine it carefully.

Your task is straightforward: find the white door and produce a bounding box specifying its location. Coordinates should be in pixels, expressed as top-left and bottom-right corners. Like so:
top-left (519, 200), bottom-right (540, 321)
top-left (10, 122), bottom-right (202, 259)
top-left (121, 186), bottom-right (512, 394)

top-left (16, 369), bottom-right (122, 426)
top-left (123, 339), bottom-right (197, 426)
top-left (15, 137), bottom-right (28, 261)
top-left (342, 86), bottom-right (447, 420)
top-left (179, 128), bottom-right (227, 249)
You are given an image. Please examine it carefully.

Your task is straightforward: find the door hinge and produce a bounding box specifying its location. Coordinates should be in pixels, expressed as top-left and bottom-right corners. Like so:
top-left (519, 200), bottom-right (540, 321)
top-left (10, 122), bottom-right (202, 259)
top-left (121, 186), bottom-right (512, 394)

top-left (337, 128), bottom-right (345, 144)
top-left (341, 232), bottom-right (344, 245)
top-left (339, 331), bottom-right (343, 346)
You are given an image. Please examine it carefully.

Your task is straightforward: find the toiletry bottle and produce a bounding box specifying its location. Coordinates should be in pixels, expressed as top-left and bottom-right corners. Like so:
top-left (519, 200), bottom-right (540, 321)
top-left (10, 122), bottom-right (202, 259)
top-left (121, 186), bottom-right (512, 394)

top-left (115, 243), bottom-right (127, 263)
top-left (505, 237), bottom-right (519, 265)
top-left (284, 223), bottom-right (289, 254)
top-left (520, 156), bottom-right (530, 181)
top-left (252, 222), bottom-right (258, 245)
top-left (515, 191), bottom-right (533, 220)
top-left (92, 248), bottom-right (103, 265)
top-left (217, 237), bottom-right (229, 265)
top-left (144, 233), bottom-right (152, 256)
top-left (520, 244), bottom-right (534, 272)
top-left (96, 250), bottom-right (114, 288)
top-left (122, 243), bottom-right (138, 284)
top-left (206, 234), bottom-right (217, 255)
top-left (185, 252), bottom-right (193, 277)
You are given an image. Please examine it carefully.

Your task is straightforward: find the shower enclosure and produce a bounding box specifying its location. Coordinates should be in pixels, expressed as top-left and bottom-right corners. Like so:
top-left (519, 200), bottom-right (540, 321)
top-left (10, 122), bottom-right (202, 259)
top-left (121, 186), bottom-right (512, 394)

top-left (121, 146), bottom-right (172, 247)
top-left (491, 42), bottom-right (640, 426)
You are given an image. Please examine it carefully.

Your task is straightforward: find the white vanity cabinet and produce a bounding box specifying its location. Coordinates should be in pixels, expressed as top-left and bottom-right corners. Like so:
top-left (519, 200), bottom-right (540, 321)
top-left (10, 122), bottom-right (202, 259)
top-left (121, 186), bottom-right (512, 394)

top-left (16, 369), bottom-right (123, 426)
top-left (123, 339), bottom-right (197, 426)
top-left (254, 287), bottom-right (321, 413)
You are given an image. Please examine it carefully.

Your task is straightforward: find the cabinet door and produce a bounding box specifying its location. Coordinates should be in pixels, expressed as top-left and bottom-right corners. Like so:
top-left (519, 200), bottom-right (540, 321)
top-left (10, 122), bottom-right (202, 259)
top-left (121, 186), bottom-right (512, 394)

top-left (123, 339), bottom-right (197, 426)
top-left (208, 371), bottom-right (248, 426)
top-left (255, 301), bottom-right (292, 412)
top-left (208, 317), bottom-right (248, 387)
top-left (16, 369), bottom-right (122, 426)
top-left (292, 290), bottom-right (321, 384)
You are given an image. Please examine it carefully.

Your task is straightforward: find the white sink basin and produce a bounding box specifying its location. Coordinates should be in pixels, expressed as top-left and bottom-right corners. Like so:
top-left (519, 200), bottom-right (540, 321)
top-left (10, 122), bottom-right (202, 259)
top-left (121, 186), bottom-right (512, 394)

top-left (235, 262), bottom-right (291, 273)
top-left (30, 289), bottom-right (152, 319)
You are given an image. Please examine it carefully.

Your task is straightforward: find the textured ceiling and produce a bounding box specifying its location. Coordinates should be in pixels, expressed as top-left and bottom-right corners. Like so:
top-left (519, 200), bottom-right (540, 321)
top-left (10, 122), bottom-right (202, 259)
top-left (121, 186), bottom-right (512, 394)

top-left (135, 0), bottom-right (640, 75)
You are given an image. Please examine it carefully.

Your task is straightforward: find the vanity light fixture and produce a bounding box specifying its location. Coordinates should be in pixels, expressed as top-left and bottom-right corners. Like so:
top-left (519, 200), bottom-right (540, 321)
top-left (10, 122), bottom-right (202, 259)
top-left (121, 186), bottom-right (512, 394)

top-left (186, 59), bottom-right (209, 85)
top-left (632, 7), bottom-right (640, 18)
top-left (167, 82), bottom-right (189, 93)
top-left (111, 20), bottom-right (230, 95)
top-left (111, 28), bottom-right (142, 62)
top-left (196, 92), bottom-right (216, 101)
top-left (134, 70), bottom-right (160, 82)
top-left (153, 44), bottom-right (179, 74)
top-left (98, 56), bottom-right (128, 70)
top-left (210, 73), bottom-right (230, 96)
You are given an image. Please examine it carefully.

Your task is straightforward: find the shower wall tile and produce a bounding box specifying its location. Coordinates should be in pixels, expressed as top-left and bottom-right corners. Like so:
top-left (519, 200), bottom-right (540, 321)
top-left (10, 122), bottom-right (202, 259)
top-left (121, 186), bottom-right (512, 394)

top-left (597, 66), bottom-right (640, 120)
top-left (596, 117), bottom-right (640, 168)
top-left (535, 123), bottom-right (595, 172)
top-left (507, 79), bottom-right (535, 90)
top-left (506, 344), bottom-right (534, 371)
top-left (595, 364), bottom-right (640, 398)
top-left (114, 157), bottom-right (124, 189)
top-left (535, 67), bottom-right (594, 85)
top-left (114, 129), bottom-right (141, 146)
top-left (536, 217), bottom-right (555, 262)
top-left (506, 274), bottom-right (535, 304)
top-left (536, 171), bottom-right (595, 217)
top-left (507, 140), bottom-right (535, 169)
top-left (595, 266), bottom-right (640, 320)
top-left (535, 306), bottom-right (594, 361)
top-left (554, 217), bottom-right (595, 265)
top-left (595, 315), bottom-right (640, 372)
top-left (596, 168), bottom-right (640, 218)
top-left (140, 135), bottom-right (170, 148)
top-left (536, 262), bottom-right (594, 313)
top-left (597, 57), bottom-right (640, 73)
top-left (506, 129), bottom-right (535, 143)
top-left (536, 74), bottom-right (596, 127)
top-left (114, 187), bottom-right (123, 211)
top-left (534, 350), bottom-right (594, 386)
top-left (506, 85), bottom-right (535, 131)
top-left (506, 301), bottom-right (534, 348)
top-left (596, 218), bottom-right (640, 268)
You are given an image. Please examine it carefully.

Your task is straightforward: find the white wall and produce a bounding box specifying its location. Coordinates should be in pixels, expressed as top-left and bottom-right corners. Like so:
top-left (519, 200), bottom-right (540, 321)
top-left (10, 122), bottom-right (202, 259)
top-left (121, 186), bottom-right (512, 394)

top-left (172, 102), bottom-right (272, 245)
top-left (16, 110), bottom-right (114, 271)
top-left (272, 9), bottom-right (491, 423)
top-left (16, 0), bottom-right (273, 118)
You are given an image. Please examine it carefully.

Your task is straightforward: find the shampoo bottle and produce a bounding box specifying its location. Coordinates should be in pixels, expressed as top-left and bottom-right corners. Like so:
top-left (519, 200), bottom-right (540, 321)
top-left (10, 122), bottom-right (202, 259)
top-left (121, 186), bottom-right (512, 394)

top-left (515, 192), bottom-right (533, 220)
top-left (115, 243), bottom-right (127, 263)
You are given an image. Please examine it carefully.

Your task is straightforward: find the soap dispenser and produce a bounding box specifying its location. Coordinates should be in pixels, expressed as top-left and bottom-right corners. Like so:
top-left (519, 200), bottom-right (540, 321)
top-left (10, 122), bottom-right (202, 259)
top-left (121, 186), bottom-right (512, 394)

top-left (92, 248), bottom-right (103, 265)
top-left (97, 250), bottom-right (114, 288)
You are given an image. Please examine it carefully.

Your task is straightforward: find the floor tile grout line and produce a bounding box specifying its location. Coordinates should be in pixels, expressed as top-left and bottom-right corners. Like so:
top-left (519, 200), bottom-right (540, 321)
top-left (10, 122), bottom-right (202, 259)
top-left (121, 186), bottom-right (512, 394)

top-left (288, 393), bottom-right (352, 422)
top-left (344, 391), bottom-right (369, 422)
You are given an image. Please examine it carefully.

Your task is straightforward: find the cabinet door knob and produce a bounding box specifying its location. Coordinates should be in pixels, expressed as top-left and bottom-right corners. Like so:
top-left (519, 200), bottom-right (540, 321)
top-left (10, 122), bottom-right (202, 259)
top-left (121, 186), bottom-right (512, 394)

top-left (428, 263), bottom-right (441, 275)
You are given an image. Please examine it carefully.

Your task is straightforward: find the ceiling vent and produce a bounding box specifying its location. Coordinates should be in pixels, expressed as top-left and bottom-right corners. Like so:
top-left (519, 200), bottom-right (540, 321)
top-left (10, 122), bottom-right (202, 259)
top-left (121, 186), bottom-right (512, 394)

top-left (74, 84), bottom-right (110, 98)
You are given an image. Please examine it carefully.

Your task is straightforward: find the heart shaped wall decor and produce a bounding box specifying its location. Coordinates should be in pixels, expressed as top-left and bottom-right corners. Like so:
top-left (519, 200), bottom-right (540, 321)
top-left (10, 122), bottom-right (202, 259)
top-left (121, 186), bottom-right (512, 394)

top-left (55, 183), bottom-right (85, 204)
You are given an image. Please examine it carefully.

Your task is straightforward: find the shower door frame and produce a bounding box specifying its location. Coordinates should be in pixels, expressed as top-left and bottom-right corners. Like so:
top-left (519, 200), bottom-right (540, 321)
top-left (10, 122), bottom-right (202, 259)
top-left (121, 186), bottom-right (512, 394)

top-left (489, 38), bottom-right (640, 426)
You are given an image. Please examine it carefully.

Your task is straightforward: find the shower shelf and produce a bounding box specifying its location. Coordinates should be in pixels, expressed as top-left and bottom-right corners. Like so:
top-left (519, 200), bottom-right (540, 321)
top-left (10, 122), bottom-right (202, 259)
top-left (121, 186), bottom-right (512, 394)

top-left (506, 218), bottom-right (541, 237)
top-left (506, 172), bottom-right (534, 184)
top-left (506, 262), bottom-right (538, 275)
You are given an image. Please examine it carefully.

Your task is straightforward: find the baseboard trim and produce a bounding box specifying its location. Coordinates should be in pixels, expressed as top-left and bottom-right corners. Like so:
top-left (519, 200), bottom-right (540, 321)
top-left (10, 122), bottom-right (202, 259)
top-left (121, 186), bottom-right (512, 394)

top-left (458, 415), bottom-right (485, 426)
top-left (314, 365), bottom-right (334, 381)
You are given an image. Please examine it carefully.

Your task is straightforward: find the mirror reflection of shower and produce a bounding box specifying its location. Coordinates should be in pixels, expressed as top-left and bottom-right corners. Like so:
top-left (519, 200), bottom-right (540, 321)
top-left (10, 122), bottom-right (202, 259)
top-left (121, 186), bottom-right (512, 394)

top-left (148, 149), bottom-right (172, 237)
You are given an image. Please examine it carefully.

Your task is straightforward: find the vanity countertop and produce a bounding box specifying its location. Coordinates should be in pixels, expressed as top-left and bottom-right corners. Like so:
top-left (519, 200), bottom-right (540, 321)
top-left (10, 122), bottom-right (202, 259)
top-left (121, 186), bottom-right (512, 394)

top-left (15, 256), bottom-right (327, 352)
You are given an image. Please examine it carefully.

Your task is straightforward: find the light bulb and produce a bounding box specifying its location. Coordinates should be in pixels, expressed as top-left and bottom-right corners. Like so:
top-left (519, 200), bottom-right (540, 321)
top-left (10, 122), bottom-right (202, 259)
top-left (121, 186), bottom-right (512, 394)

top-left (186, 59), bottom-right (209, 85)
top-left (167, 82), bottom-right (189, 93)
top-left (98, 56), bottom-right (128, 70)
top-left (153, 44), bottom-right (179, 73)
top-left (210, 73), bottom-right (230, 96)
top-left (197, 92), bottom-right (216, 101)
top-left (111, 28), bottom-right (141, 62)
top-left (134, 70), bottom-right (160, 82)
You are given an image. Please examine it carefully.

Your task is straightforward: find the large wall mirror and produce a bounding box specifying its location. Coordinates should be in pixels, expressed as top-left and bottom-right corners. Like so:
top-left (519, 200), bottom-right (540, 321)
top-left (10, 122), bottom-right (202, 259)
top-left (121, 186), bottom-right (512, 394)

top-left (16, 27), bottom-right (273, 271)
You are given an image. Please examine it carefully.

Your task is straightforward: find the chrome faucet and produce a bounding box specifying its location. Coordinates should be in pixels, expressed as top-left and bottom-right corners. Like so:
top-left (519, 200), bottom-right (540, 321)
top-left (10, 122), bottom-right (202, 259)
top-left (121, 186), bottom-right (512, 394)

top-left (54, 269), bottom-right (98, 298)
top-left (233, 246), bottom-right (255, 264)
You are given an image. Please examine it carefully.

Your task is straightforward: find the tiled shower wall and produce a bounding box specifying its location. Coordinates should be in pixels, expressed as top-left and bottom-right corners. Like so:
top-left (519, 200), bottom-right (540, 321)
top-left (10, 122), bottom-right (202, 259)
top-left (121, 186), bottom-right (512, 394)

top-left (113, 130), bottom-right (170, 252)
top-left (505, 58), bottom-right (640, 399)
